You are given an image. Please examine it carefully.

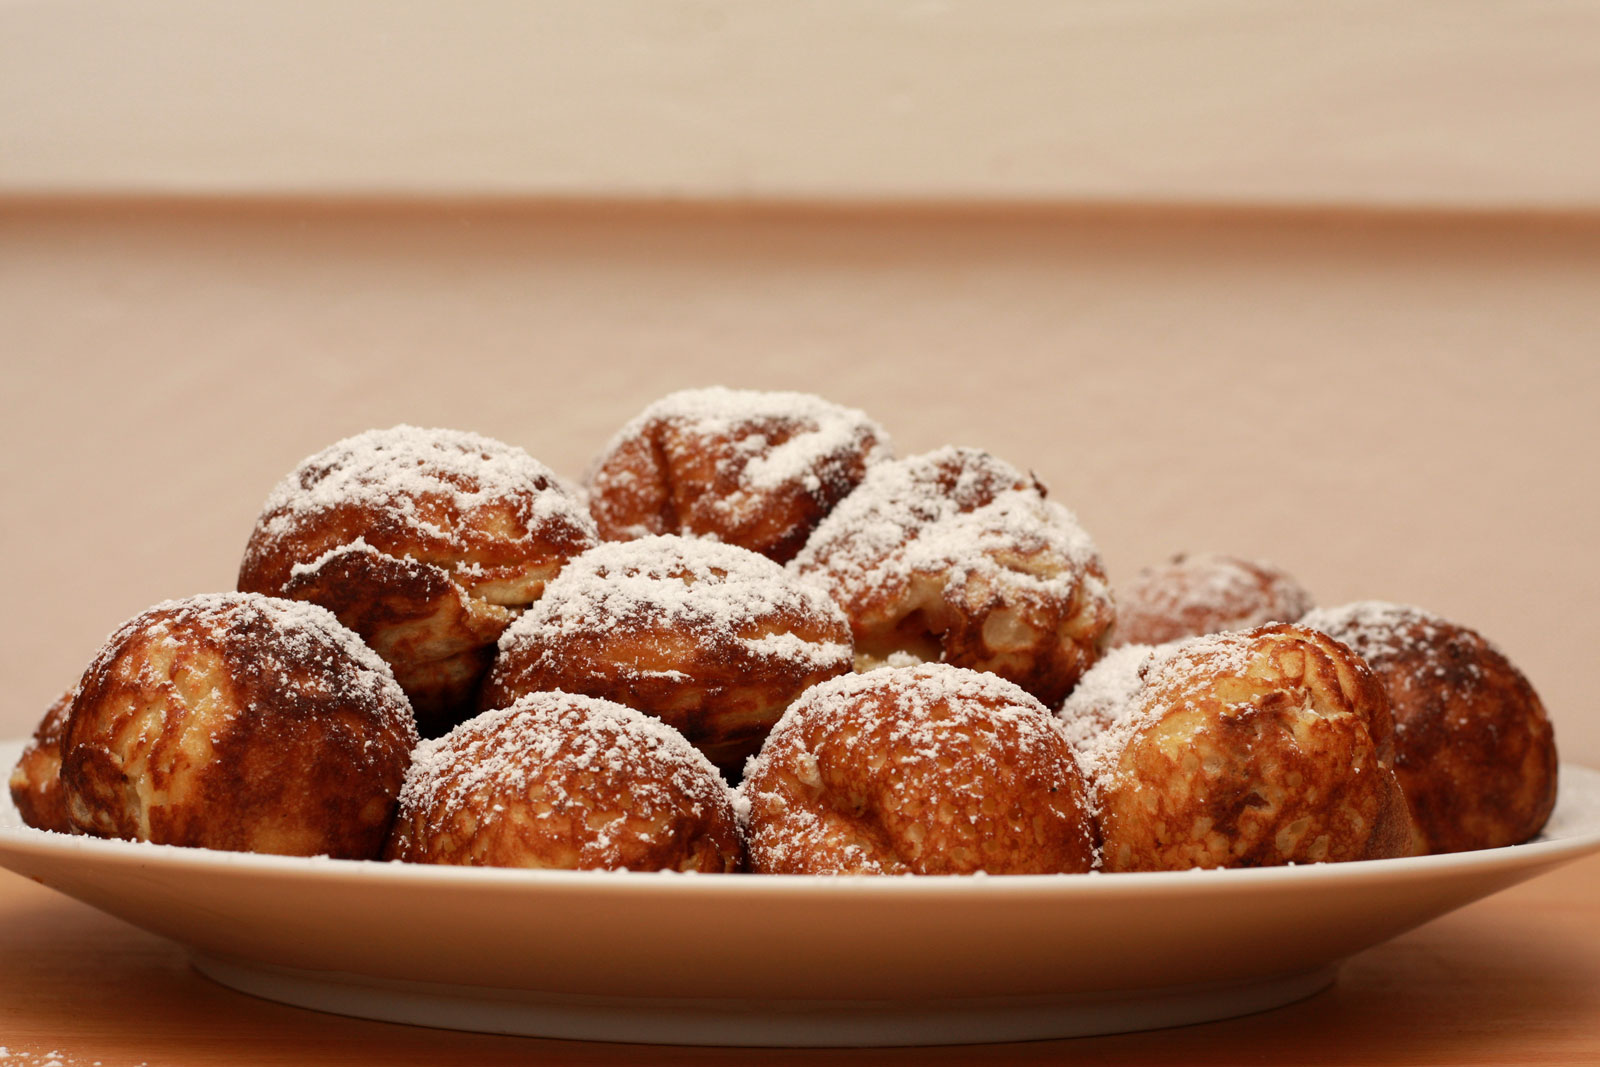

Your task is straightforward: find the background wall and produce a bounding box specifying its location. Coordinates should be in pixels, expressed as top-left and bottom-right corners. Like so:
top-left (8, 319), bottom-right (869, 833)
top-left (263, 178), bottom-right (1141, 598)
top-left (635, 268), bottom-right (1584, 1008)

top-left (4, 1), bottom-right (1599, 208)
top-left (3, 202), bottom-right (1597, 762)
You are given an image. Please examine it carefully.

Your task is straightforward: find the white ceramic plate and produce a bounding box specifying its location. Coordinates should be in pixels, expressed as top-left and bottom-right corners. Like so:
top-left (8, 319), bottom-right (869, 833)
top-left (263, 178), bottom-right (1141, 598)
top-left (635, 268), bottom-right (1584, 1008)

top-left (3, 737), bottom-right (1599, 1048)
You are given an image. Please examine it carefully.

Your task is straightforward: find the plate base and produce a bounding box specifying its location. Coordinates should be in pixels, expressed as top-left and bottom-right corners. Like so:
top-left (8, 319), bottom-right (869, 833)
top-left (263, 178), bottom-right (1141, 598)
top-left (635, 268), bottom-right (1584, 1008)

top-left (190, 953), bottom-right (1339, 1047)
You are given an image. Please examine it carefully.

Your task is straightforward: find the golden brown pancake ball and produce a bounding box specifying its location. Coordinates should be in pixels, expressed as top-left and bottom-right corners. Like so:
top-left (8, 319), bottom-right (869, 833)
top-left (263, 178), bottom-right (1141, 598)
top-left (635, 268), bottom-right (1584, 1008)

top-left (8, 689), bottom-right (75, 833)
top-left (1060, 625), bottom-right (1419, 872)
top-left (790, 446), bottom-right (1114, 708)
top-left (1112, 553), bottom-right (1313, 647)
top-left (740, 664), bottom-right (1097, 875)
top-left (587, 387), bottom-right (892, 564)
top-left (481, 535), bottom-right (853, 774)
top-left (384, 691), bottom-right (742, 872)
top-left (1300, 602), bottom-right (1557, 853)
top-left (59, 593), bottom-right (418, 858)
top-left (237, 425), bottom-right (597, 735)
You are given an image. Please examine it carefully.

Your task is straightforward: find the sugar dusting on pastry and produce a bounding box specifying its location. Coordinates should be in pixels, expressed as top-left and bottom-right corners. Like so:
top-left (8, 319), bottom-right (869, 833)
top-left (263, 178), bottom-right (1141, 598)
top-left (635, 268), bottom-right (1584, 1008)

top-left (741, 663), bottom-right (1095, 876)
top-left (1113, 553), bottom-right (1312, 647)
top-left (501, 535), bottom-right (850, 667)
top-left (483, 535), bottom-right (854, 771)
top-left (791, 446), bottom-right (1114, 706)
top-left (587, 388), bottom-right (892, 562)
top-left (390, 691), bottom-right (742, 871)
top-left (253, 424), bottom-right (595, 549)
top-left (792, 445), bottom-right (1103, 602)
top-left (90, 592), bottom-right (412, 738)
top-left (593, 387), bottom-right (892, 496)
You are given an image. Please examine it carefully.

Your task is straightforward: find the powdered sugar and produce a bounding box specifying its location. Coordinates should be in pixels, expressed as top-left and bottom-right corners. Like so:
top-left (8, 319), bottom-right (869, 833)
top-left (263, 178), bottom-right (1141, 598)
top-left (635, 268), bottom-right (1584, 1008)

top-left (93, 593), bottom-right (410, 731)
top-left (1114, 553), bottom-right (1312, 646)
top-left (739, 663), bottom-right (1094, 874)
top-left (1300, 601), bottom-right (1454, 664)
top-left (287, 535), bottom-right (380, 582)
top-left (1301, 601), bottom-right (1516, 699)
top-left (398, 691), bottom-right (734, 860)
top-left (251, 425), bottom-right (595, 550)
top-left (1058, 643), bottom-right (1157, 775)
top-left (744, 663), bottom-right (1061, 785)
top-left (0, 1049), bottom-right (92, 1067)
top-left (1146, 630), bottom-right (1258, 697)
top-left (594, 387), bottom-right (892, 495)
top-left (1059, 631), bottom-right (1257, 784)
top-left (740, 631), bottom-right (852, 668)
top-left (1153, 554), bottom-right (1309, 621)
top-left (62, 594), bottom-right (419, 822)
top-left (499, 535), bottom-right (851, 667)
top-left (406, 692), bottom-right (718, 804)
top-left (790, 446), bottom-right (1107, 609)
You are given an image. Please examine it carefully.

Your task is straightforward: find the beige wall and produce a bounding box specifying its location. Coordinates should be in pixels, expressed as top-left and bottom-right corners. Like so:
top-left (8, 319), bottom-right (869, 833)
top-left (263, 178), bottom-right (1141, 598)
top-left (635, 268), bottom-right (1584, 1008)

top-left (4, 2), bottom-right (1600, 209)
top-left (2, 202), bottom-right (1597, 763)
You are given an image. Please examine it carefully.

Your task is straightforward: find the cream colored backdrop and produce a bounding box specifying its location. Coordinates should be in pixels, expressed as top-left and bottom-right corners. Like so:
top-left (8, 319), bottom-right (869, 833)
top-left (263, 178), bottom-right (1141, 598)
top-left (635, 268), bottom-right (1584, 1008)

top-left (3, 203), bottom-right (1597, 762)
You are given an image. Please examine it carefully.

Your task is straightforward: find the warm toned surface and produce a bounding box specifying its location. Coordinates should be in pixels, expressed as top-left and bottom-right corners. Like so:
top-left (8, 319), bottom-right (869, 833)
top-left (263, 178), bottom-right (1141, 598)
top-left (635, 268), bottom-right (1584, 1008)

top-left (3, 3), bottom-right (1599, 208)
top-left (2, 202), bottom-right (1597, 766)
top-left (1, 854), bottom-right (1597, 1064)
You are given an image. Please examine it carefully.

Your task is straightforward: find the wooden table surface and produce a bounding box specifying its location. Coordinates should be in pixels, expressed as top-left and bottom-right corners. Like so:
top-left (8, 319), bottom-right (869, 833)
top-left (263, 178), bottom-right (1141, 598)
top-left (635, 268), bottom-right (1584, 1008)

top-left (2, 855), bottom-right (1598, 1067)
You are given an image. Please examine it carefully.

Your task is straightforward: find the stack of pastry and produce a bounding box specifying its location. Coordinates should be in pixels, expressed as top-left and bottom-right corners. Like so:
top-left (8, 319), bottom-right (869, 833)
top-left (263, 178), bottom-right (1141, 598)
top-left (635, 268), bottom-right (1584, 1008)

top-left (8, 387), bottom-right (1558, 874)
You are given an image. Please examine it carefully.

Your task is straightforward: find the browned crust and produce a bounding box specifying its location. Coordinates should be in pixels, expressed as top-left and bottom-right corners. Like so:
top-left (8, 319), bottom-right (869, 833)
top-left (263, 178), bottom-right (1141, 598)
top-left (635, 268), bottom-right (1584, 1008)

top-left (1098, 625), bottom-right (1419, 872)
top-left (588, 409), bottom-right (885, 564)
top-left (8, 689), bottom-right (76, 833)
top-left (481, 575), bottom-right (852, 774)
top-left (238, 444), bottom-right (594, 729)
top-left (742, 671), bottom-right (1097, 875)
top-left (796, 449), bottom-right (1114, 707)
top-left (274, 546), bottom-right (507, 734)
top-left (59, 599), bottom-right (418, 858)
top-left (1112, 554), bottom-right (1314, 648)
top-left (482, 643), bottom-right (849, 774)
top-left (1325, 614), bottom-right (1558, 853)
top-left (239, 444), bottom-right (594, 598)
top-left (864, 550), bottom-right (1115, 709)
top-left (384, 698), bottom-right (744, 872)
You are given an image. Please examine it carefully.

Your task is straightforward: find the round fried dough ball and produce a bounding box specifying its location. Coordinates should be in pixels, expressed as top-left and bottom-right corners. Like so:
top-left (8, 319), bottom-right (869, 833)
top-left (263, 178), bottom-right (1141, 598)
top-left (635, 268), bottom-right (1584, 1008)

top-left (1061, 625), bottom-right (1419, 872)
top-left (384, 691), bottom-right (742, 872)
top-left (587, 387), bottom-right (892, 564)
top-left (1113, 553), bottom-right (1313, 648)
top-left (60, 593), bottom-right (418, 858)
top-left (238, 426), bottom-right (597, 735)
top-left (1300, 602), bottom-right (1557, 853)
top-left (8, 689), bottom-right (75, 833)
top-left (790, 446), bottom-right (1114, 707)
top-left (481, 535), bottom-right (853, 774)
top-left (740, 664), bottom-right (1097, 875)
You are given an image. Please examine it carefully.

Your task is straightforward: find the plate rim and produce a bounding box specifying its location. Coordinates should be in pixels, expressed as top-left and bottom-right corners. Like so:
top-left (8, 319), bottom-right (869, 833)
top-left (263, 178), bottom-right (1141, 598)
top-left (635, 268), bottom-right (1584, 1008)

top-left (8, 743), bottom-right (1598, 1045)
top-left (5, 733), bottom-right (1598, 901)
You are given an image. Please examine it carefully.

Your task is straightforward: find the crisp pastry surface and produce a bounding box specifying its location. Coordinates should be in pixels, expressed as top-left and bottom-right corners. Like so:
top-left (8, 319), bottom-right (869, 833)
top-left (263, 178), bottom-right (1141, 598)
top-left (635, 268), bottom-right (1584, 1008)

top-left (237, 425), bottom-right (597, 733)
top-left (1112, 553), bottom-right (1313, 647)
top-left (740, 663), bottom-right (1097, 875)
top-left (385, 691), bottom-right (743, 872)
top-left (587, 387), bottom-right (893, 564)
top-left (59, 593), bottom-right (418, 858)
top-left (1061, 624), bottom-right (1419, 872)
top-left (1301, 601), bottom-right (1558, 853)
top-left (8, 689), bottom-right (75, 834)
top-left (481, 535), bottom-right (852, 773)
top-left (790, 445), bottom-right (1114, 707)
